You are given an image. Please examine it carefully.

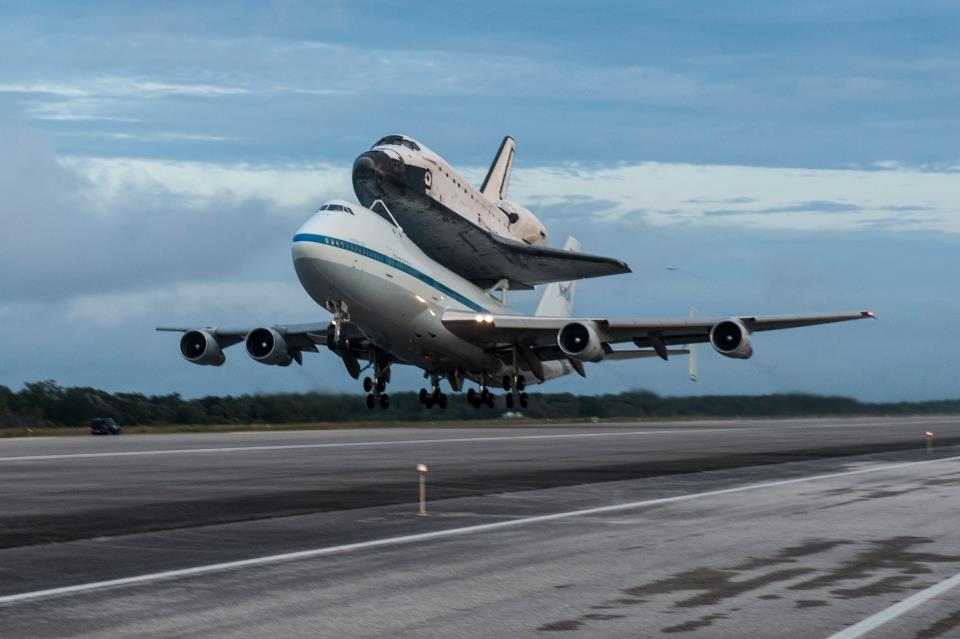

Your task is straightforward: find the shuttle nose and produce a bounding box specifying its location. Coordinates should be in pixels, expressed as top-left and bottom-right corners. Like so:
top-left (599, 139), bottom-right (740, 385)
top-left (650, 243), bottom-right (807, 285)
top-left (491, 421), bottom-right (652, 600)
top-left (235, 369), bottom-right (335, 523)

top-left (353, 150), bottom-right (404, 206)
top-left (352, 153), bottom-right (379, 182)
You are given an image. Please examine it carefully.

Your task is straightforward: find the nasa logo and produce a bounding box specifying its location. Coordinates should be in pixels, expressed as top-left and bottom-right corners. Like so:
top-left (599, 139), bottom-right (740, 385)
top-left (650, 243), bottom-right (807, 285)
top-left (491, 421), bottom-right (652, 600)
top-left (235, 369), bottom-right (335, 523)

top-left (559, 282), bottom-right (572, 302)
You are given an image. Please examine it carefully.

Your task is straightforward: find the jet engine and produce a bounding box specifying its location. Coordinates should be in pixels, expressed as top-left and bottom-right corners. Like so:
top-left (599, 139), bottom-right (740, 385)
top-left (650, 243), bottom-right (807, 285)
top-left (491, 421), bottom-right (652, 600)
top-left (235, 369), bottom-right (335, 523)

top-left (709, 319), bottom-right (754, 359)
top-left (179, 330), bottom-right (225, 366)
top-left (245, 327), bottom-right (293, 366)
top-left (558, 321), bottom-right (605, 362)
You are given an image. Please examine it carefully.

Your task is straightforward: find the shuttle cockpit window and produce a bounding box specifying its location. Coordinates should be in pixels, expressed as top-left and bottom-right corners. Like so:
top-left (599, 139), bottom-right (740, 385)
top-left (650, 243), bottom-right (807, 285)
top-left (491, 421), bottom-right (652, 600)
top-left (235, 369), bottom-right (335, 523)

top-left (373, 135), bottom-right (420, 151)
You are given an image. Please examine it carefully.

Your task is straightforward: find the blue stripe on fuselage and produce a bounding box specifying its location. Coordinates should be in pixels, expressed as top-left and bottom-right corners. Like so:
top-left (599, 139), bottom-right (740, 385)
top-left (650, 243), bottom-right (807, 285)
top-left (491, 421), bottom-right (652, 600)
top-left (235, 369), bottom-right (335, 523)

top-left (292, 233), bottom-right (487, 313)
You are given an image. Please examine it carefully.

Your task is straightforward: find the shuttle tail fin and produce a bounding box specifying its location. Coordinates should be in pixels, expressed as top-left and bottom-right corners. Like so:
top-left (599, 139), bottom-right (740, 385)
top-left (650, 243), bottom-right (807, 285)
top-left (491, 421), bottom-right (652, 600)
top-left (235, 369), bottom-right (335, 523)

top-left (535, 237), bottom-right (580, 317)
top-left (480, 136), bottom-right (516, 200)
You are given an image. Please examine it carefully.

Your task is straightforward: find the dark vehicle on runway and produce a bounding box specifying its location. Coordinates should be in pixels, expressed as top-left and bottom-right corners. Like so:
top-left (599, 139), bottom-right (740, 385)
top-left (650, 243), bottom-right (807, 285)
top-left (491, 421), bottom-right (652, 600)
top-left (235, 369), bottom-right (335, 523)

top-left (88, 417), bottom-right (122, 435)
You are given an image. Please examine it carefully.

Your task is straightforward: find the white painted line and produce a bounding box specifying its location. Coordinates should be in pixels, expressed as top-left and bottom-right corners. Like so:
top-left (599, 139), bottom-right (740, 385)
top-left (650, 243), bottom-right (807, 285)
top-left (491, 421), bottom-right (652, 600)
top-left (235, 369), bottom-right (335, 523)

top-left (0, 428), bottom-right (749, 461)
top-left (826, 570), bottom-right (960, 639)
top-left (1, 454), bottom-right (957, 606)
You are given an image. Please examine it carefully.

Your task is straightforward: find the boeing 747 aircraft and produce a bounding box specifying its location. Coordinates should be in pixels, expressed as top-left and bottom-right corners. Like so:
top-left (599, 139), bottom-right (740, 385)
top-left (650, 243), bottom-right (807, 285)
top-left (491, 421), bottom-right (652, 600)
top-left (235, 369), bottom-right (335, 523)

top-left (159, 199), bottom-right (874, 409)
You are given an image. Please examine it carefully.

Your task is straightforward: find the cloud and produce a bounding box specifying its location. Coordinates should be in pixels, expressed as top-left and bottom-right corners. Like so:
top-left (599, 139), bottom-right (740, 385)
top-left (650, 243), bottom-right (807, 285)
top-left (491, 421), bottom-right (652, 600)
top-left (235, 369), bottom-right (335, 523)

top-left (0, 128), bottom-right (346, 306)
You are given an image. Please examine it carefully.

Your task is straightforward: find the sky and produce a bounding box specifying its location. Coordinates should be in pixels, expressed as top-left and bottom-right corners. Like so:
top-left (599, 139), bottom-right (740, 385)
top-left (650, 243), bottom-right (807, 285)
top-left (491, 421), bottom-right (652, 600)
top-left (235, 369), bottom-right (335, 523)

top-left (1, 0), bottom-right (958, 401)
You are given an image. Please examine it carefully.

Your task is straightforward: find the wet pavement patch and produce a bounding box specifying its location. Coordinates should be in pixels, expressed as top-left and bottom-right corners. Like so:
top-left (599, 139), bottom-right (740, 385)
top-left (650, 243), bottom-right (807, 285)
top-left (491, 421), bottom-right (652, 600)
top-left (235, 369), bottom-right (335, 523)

top-left (538, 619), bottom-right (583, 632)
top-left (623, 567), bottom-right (814, 607)
top-left (788, 536), bottom-right (960, 591)
top-left (914, 608), bottom-right (960, 639)
top-left (531, 536), bottom-right (960, 636)
top-left (829, 574), bottom-right (918, 599)
top-left (661, 613), bottom-right (727, 634)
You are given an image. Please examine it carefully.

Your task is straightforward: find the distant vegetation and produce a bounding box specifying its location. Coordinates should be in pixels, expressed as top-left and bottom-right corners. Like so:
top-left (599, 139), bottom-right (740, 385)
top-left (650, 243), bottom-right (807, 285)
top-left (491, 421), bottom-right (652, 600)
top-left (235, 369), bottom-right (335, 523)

top-left (1, 381), bottom-right (958, 430)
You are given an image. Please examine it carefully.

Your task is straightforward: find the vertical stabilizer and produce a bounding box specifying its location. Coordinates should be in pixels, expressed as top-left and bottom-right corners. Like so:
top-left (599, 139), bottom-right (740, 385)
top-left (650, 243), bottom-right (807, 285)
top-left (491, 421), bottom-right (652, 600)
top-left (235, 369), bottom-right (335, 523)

top-left (535, 237), bottom-right (580, 317)
top-left (480, 136), bottom-right (516, 200)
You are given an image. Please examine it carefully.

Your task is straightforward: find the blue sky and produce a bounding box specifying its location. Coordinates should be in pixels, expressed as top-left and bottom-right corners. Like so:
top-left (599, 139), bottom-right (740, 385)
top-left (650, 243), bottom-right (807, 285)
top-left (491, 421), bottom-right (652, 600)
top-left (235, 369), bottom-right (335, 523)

top-left (1, 1), bottom-right (958, 401)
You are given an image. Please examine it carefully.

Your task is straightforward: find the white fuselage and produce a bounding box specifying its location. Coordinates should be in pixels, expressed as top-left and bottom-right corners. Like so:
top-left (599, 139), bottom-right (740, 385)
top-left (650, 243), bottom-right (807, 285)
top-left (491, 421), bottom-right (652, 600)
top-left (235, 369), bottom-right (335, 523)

top-left (291, 200), bottom-right (567, 384)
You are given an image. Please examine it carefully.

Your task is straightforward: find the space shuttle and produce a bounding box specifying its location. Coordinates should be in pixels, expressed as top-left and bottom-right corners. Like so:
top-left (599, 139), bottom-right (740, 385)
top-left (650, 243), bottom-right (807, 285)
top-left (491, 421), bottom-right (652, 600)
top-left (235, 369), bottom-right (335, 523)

top-left (352, 134), bottom-right (630, 290)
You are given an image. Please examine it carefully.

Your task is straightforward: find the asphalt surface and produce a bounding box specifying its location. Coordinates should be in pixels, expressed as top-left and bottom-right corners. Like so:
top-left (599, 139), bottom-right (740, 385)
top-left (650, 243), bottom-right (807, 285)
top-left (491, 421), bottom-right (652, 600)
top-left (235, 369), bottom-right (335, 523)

top-left (1, 415), bottom-right (959, 637)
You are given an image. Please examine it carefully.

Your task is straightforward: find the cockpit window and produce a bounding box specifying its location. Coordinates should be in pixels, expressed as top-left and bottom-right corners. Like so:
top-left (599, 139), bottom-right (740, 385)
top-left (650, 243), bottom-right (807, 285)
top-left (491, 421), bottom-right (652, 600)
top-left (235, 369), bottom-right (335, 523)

top-left (316, 204), bottom-right (354, 215)
top-left (372, 135), bottom-right (420, 151)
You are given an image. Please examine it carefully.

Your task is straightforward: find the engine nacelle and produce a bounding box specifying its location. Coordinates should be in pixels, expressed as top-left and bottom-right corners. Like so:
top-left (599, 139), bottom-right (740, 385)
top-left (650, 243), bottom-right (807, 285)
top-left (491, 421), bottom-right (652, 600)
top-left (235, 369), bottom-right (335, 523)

top-left (710, 319), bottom-right (754, 359)
top-left (179, 330), bottom-right (225, 366)
top-left (245, 327), bottom-right (293, 366)
top-left (558, 321), bottom-right (605, 362)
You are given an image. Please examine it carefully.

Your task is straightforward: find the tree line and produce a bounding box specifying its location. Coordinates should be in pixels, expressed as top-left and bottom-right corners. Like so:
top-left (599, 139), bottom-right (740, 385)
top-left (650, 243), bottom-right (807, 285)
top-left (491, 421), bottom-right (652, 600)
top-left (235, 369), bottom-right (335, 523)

top-left (1, 381), bottom-right (958, 429)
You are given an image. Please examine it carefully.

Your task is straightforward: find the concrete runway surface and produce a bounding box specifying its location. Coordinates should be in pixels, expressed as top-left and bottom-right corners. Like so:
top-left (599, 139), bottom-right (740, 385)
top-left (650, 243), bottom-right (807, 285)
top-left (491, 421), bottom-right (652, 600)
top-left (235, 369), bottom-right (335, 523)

top-left (1, 416), bottom-right (959, 637)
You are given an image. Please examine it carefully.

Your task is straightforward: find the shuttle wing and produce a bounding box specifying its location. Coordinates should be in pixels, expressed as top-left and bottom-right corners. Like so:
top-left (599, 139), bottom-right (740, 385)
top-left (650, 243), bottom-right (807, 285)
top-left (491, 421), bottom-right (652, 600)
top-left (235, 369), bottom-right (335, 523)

top-left (421, 218), bottom-right (630, 289)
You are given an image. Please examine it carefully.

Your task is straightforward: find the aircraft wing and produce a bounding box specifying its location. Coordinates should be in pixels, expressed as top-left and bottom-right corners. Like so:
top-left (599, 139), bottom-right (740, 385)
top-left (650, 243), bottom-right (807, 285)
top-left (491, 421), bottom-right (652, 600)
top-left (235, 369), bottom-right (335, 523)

top-left (442, 310), bottom-right (874, 364)
top-left (156, 322), bottom-right (376, 378)
top-left (156, 322), bottom-right (333, 351)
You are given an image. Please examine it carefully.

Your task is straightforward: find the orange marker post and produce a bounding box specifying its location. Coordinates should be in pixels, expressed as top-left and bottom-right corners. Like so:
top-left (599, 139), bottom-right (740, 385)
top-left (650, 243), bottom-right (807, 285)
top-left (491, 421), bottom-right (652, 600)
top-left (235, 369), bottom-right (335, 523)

top-left (417, 464), bottom-right (429, 516)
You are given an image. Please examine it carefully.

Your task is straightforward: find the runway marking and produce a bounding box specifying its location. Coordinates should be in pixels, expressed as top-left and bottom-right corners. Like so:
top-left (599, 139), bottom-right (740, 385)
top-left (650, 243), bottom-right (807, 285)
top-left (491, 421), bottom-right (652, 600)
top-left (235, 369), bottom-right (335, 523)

top-left (826, 570), bottom-right (960, 639)
top-left (0, 454), bottom-right (957, 606)
top-left (0, 428), bottom-right (750, 461)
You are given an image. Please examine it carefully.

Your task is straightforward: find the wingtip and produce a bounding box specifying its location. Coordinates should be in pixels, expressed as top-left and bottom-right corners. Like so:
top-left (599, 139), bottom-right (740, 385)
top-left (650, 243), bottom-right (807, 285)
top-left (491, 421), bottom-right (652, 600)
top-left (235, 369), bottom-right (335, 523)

top-left (862, 310), bottom-right (877, 319)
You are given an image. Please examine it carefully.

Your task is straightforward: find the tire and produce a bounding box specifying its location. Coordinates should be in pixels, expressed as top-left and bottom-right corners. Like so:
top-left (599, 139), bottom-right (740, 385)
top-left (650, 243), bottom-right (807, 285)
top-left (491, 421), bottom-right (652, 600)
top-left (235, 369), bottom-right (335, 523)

top-left (419, 388), bottom-right (429, 404)
top-left (379, 393), bottom-right (390, 409)
top-left (502, 376), bottom-right (511, 391)
top-left (505, 393), bottom-right (514, 408)
top-left (376, 379), bottom-right (386, 393)
top-left (467, 388), bottom-right (477, 404)
top-left (519, 392), bottom-right (529, 408)
top-left (438, 394), bottom-right (448, 409)
top-left (424, 396), bottom-right (434, 409)
top-left (366, 394), bottom-right (376, 409)
top-left (486, 394), bottom-right (495, 408)
top-left (363, 377), bottom-right (373, 393)
top-left (517, 376), bottom-right (525, 391)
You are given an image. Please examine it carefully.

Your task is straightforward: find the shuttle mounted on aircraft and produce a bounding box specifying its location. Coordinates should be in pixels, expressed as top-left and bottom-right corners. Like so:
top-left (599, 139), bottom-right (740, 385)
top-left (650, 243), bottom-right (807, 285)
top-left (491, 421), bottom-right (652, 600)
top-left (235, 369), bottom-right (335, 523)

top-left (352, 134), bottom-right (630, 291)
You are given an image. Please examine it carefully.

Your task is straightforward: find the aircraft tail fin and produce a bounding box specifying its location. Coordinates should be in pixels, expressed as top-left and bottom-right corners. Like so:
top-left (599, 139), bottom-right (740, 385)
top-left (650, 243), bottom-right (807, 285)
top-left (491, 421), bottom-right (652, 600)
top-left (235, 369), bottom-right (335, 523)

top-left (535, 237), bottom-right (580, 317)
top-left (480, 136), bottom-right (516, 200)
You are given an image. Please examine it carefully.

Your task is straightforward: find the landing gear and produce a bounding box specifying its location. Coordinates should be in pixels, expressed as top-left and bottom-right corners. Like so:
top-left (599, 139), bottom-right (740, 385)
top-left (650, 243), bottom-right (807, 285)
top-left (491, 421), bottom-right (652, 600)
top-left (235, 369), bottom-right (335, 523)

top-left (468, 384), bottom-right (495, 408)
top-left (362, 347), bottom-right (391, 409)
top-left (419, 374), bottom-right (448, 410)
top-left (503, 373), bottom-right (528, 410)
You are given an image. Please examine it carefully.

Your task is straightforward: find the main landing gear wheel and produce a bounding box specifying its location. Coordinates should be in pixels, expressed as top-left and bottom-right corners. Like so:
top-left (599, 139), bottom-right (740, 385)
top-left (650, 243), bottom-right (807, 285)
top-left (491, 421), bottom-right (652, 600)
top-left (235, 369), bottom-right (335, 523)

top-left (365, 394), bottom-right (376, 409)
top-left (502, 376), bottom-right (511, 392)
top-left (363, 377), bottom-right (373, 393)
top-left (419, 388), bottom-right (429, 404)
top-left (519, 392), bottom-right (529, 408)
top-left (505, 393), bottom-right (514, 409)
top-left (379, 393), bottom-right (390, 409)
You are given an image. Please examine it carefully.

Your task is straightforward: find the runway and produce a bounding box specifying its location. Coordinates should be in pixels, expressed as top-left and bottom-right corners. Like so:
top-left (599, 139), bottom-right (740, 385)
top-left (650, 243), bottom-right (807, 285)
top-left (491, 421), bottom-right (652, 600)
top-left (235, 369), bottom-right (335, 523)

top-left (1, 415), bottom-right (959, 637)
